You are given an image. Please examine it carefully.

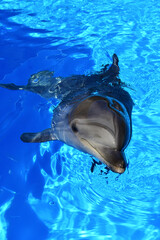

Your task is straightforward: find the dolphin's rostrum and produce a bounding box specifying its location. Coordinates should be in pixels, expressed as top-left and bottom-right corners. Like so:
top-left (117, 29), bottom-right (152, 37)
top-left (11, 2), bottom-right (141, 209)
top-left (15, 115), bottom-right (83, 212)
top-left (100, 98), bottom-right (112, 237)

top-left (0, 54), bottom-right (133, 174)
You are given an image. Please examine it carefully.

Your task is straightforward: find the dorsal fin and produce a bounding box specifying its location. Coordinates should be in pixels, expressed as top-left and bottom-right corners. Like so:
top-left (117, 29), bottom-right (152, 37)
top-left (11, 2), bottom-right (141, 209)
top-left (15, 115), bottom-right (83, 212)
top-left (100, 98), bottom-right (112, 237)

top-left (20, 128), bottom-right (56, 143)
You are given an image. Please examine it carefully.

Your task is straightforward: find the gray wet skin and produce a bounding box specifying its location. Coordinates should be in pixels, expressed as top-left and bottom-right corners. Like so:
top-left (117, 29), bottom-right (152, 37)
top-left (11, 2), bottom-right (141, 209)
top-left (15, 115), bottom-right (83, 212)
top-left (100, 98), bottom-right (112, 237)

top-left (0, 54), bottom-right (133, 174)
top-left (68, 96), bottom-right (130, 173)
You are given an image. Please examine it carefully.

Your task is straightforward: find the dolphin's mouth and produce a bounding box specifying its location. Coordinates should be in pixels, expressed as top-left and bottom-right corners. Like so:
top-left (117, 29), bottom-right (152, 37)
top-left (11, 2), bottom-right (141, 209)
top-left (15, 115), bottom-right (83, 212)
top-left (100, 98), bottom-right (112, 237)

top-left (80, 138), bottom-right (126, 173)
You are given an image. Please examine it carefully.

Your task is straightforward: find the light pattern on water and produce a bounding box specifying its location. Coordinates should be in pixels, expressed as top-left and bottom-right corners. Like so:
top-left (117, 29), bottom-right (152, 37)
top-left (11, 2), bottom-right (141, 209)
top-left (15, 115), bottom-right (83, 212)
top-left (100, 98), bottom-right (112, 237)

top-left (27, 137), bottom-right (160, 239)
top-left (0, 198), bottom-right (13, 240)
top-left (0, 0), bottom-right (160, 239)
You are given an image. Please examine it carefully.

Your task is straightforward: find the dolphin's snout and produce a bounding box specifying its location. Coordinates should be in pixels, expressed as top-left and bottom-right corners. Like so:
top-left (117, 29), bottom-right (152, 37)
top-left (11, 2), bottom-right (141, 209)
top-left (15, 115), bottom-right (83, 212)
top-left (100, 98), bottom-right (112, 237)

top-left (106, 150), bottom-right (127, 174)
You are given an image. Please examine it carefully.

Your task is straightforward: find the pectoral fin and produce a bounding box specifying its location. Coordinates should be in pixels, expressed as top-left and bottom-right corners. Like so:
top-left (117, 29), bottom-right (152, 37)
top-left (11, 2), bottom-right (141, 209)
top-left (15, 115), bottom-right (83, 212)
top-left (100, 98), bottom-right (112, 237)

top-left (20, 128), bottom-right (56, 143)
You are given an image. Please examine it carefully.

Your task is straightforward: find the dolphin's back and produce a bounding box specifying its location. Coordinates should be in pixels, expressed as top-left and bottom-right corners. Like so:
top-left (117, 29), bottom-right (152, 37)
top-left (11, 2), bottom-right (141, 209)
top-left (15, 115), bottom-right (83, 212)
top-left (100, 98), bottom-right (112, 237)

top-left (0, 54), bottom-right (133, 118)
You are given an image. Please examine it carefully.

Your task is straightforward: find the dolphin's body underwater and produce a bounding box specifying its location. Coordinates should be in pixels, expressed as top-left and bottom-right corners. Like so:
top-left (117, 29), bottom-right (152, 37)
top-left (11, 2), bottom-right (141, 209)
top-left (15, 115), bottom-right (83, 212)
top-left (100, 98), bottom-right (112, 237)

top-left (0, 54), bottom-right (133, 174)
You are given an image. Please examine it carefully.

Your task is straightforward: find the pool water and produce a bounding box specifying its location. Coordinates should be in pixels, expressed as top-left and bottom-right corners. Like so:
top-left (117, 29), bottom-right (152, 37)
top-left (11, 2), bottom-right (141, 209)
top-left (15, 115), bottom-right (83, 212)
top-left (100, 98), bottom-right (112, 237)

top-left (0, 0), bottom-right (160, 240)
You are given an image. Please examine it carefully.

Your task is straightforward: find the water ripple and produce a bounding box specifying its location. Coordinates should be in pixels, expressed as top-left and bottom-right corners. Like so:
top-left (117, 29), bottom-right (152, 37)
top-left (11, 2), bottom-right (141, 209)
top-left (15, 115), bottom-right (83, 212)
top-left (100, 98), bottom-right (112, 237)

top-left (1, 0), bottom-right (160, 239)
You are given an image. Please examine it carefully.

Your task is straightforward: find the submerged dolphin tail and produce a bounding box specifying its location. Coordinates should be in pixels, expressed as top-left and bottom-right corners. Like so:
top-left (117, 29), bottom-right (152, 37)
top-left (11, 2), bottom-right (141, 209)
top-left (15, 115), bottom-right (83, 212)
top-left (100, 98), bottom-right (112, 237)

top-left (0, 83), bottom-right (25, 90)
top-left (21, 128), bottom-right (56, 143)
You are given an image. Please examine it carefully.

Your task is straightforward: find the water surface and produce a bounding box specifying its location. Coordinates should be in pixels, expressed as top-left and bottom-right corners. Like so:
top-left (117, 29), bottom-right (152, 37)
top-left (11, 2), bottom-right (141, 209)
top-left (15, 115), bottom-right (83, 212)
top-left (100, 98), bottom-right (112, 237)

top-left (0, 0), bottom-right (160, 239)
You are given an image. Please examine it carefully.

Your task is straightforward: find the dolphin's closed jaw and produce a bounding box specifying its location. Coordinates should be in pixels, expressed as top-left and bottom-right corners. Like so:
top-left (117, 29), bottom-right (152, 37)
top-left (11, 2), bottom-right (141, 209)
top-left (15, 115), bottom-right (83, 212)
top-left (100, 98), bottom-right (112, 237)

top-left (109, 162), bottom-right (126, 174)
top-left (103, 150), bottom-right (127, 174)
top-left (79, 136), bottom-right (127, 173)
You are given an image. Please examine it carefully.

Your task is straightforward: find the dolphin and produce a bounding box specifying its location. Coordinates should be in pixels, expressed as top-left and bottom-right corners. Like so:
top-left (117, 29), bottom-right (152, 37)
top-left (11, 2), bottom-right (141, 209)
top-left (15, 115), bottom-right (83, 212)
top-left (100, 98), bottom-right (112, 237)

top-left (0, 54), bottom-right (133, 173)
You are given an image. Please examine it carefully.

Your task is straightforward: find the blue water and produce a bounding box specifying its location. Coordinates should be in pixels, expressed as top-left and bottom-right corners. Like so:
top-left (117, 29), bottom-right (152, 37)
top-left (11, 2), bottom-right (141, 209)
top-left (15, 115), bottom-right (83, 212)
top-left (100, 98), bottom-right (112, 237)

top-left (0, 0), bottom-right (160, 239)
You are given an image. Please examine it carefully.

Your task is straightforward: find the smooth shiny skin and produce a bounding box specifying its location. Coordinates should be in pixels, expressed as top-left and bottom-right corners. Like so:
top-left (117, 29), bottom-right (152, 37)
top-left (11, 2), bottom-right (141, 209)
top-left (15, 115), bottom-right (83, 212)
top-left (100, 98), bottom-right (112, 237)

top-left (68, 96), bottom-right (131, 173)
top-left (0, 54), bottom-right (133, 174)
top-left (20, 95), bottom-right (130, 173)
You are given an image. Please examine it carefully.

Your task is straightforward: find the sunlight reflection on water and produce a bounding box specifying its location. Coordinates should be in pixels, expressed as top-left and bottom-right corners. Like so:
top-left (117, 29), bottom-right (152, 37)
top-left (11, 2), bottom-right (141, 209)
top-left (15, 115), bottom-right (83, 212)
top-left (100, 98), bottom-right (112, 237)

top-left (1, 0), bottom-right (160, 239)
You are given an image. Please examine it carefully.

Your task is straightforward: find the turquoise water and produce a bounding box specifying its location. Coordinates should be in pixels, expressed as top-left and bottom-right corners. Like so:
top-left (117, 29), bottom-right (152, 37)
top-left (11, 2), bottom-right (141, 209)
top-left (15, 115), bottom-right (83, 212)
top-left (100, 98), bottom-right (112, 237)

top-left (0, 0), bottom-right (160, 239)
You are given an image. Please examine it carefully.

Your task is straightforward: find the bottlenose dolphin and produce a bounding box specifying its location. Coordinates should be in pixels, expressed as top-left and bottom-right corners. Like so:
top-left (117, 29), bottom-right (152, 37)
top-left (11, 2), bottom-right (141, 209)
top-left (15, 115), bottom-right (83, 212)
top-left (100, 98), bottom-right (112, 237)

top-left (0, 54), bottom-right (133, 173)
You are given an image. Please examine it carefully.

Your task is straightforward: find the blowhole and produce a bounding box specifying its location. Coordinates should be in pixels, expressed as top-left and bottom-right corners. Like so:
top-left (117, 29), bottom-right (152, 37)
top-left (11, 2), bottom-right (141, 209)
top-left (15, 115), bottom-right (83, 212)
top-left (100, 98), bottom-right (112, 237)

top-left (112, 100), bottom-right (124, 113)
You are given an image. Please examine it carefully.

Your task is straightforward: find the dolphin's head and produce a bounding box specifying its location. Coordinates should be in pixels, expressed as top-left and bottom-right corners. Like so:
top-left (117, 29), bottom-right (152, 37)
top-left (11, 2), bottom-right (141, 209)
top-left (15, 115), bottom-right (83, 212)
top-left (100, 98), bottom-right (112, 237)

top-left (69, 96), bottom-right (131, 173)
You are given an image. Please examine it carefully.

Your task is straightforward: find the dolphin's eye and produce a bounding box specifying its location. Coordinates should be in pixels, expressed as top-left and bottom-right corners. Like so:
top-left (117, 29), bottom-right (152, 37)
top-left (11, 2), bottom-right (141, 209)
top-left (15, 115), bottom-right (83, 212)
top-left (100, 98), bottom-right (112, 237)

top-left (71, 123), bottom-right (78, 133)
top-left (112, 100), bottom-right (123, 113)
